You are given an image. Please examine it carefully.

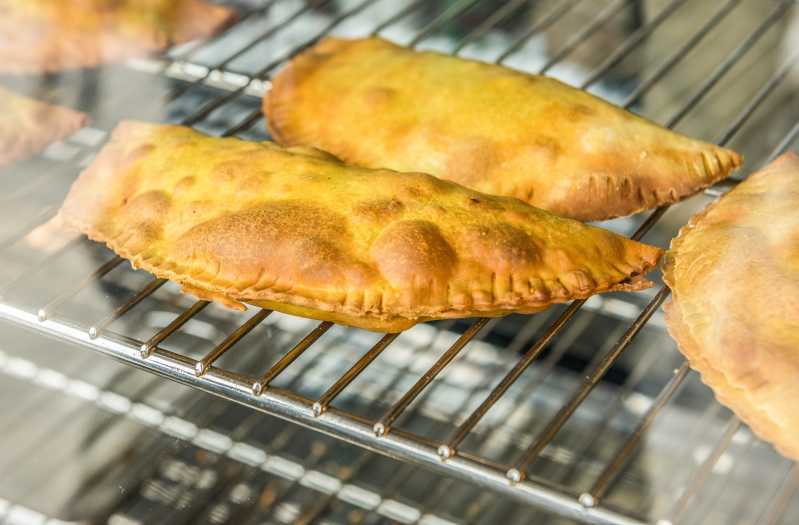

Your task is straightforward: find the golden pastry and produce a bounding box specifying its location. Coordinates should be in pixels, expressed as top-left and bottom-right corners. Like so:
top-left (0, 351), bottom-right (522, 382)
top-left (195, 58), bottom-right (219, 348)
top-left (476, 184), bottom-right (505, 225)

top-left (0, 0), bottom-right (237, 73)
top-left (60, 121), bottom-right (663, 332)
top-left (0, 86), bottom-right (86, 167)
top-left (265, 37), bottom-right (742, 222)
top-left (663, 153), bottom-right (799, 460)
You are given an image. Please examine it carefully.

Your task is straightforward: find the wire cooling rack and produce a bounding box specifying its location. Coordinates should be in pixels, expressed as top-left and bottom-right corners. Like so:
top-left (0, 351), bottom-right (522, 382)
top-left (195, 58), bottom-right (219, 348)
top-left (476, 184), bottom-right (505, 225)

top-left (1, 1), bottom-right (798, 524)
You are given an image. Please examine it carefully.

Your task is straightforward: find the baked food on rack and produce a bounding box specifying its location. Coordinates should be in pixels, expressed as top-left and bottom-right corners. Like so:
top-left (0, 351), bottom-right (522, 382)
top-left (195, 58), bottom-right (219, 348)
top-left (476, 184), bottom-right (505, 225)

top-left (0, 0), bottom-right (237, 73)
top-left (0, 87), bottom-right (86, 168)
top-left (265, 37), bottom-right (742, 222)
top-left (59, 121), bottom-right (663, 332)
top-left (663, 153), bottom-right (799, 460)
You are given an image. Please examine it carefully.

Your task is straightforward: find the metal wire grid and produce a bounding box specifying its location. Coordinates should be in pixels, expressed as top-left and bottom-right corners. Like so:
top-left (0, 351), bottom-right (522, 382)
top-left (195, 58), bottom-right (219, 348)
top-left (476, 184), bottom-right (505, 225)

top-left (0, 342), bottom-right (465, 524)
top-left (0, 334), bottom-right (615, 525)
top-left (0, 1), bottom-right (798, 524)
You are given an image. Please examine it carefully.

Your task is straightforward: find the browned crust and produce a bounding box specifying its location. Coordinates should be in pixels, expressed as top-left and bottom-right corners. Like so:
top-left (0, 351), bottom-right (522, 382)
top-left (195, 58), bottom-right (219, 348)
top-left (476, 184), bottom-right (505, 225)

top-left (265, 37), bottom-right (743, 222)
top-left (0, 1), bottom-right (238, 74)
top-left (60, 121), bottom-right (663, 332)
top-left (663, 152), bottom-right (799, 460)
top-left (0, 89), bottom-right (87, 168)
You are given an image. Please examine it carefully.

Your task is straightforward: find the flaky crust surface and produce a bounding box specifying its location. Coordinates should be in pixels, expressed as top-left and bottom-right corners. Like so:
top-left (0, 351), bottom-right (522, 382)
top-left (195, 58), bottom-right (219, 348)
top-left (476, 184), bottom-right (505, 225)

top-left (0, 0), bottom-right (237, 73)
top-left (663, 153), bottom-right (799, 459)
top-left (60, 121), bottom-right (663, 332)
top-left (266, 37), bottom-right (742, 222)
top-left (0, 87), bottom-right (86, 167)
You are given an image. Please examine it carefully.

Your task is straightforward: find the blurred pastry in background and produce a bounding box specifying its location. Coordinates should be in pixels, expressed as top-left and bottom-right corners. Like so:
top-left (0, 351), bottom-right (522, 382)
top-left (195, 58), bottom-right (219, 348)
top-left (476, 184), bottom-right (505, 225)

top-left (0, 86), bottom-right (86, 168)
top-left (0, 0), bottom-right (237, 73)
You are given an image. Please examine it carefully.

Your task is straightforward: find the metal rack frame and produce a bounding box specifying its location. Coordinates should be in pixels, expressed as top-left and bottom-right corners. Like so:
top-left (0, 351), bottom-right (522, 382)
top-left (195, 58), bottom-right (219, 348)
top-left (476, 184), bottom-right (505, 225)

top-left (1, 1), bottom-right (798, 524)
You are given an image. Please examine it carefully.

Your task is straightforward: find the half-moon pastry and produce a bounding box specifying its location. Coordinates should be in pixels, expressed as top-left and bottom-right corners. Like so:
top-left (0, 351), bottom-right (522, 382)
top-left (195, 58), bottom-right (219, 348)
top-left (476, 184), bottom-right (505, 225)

top-left (663, 153), bottom-right (799, 460)
top-left (0, 0), bottom-right (237, 73)
top-left (1, 87), bottom-right (87, 168)
top-left (265, 37), bottom-right (742, 222)
top-left (59, 121), bottom-right (663, 332)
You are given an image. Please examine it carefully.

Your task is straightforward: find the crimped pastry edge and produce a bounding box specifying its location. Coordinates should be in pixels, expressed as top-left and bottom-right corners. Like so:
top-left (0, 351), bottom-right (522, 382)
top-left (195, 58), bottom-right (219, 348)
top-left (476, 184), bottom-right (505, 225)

top-left (64, 211), bottom-right (659, 325)
top-left (558, 147), bottom-right (743, 223)
top-left (664, 299), bottom-right (799, 460)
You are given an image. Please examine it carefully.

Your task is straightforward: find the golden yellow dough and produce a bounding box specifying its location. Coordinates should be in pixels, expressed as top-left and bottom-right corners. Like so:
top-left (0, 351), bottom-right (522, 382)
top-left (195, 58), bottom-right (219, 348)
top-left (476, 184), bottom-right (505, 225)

top-left (0, 0), bottom-right (237, 73)
top-left (0, 87), bottom-right (86, 167)
top-left (60, 121), bottom-right (663, 332)
top-left (663, 153), bottom-right (799, 460)
top-left (266, 37), bottom-right (742, 222)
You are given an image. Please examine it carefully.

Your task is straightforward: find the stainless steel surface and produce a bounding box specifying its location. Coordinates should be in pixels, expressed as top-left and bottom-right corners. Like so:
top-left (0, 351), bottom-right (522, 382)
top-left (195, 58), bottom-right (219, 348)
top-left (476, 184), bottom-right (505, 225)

top-left (1, 1), bottom-right (798, 524)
